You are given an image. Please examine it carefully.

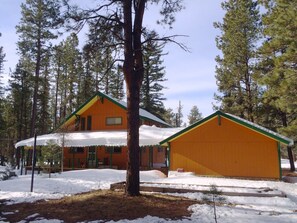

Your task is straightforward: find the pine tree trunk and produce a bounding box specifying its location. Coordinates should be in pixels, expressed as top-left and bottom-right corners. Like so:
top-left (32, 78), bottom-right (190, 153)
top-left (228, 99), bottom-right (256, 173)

top-left (30, 27), bottom-right (42, 137)
top-left (54, 58), bottom-right (61, 129)
top-left (125, 78), bottom-right (141, 196)
top-left (123, 0), bottom-right (145, 196)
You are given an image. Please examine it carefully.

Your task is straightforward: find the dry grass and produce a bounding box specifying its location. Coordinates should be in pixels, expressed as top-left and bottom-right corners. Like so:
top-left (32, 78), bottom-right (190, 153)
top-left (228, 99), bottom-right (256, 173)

top-left (1, 190), bottom-right (199, 223)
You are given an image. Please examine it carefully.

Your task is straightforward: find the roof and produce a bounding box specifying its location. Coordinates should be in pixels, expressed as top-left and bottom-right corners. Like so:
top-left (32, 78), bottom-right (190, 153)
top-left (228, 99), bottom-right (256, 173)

top-left (160, 111), bottom-right (294, 146)
top-left (59, 91), bottom-right (170, 129)
top-left (15, 125), bottom-right (182, 148)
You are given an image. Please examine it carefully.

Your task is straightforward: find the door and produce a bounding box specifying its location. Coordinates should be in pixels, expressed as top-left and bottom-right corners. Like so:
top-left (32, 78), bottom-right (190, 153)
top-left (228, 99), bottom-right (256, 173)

top-left (88, 147), bottom-right (96, 168)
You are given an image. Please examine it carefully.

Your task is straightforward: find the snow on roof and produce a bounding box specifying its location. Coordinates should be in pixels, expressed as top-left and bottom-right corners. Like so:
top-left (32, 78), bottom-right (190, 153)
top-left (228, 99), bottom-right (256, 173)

top-left (15, 125), bottom-right (183, 148)
top-left (226, 113), bottom-right (294, 146)
top-left (101, 92), bottom-right (170, 127)
top-left (160, 111), bottom-right (294, 146)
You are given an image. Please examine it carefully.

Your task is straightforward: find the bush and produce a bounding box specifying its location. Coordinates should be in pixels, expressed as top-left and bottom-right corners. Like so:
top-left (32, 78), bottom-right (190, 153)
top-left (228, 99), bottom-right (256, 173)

top-left (0, 165), bottom-right (16, 181)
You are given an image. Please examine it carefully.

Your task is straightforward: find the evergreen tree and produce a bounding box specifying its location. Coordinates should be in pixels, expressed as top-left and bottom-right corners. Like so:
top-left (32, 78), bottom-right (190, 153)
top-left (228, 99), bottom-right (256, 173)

top-left (16, 0), bottom-right (62, 136)
top-left (84, 20), bottom-right (124, 100)
top-left (188, 105), bottom-right (203, 125)
top-left (109, 64), bottom-right (125, 100)
top-left (0, 32), bottom-right (7, 164)
top-left (214, 0), bottom-right (261, 122)
top-left (9, 60), bottom-right (33, 141)
top-left (51, 43), bottom-right (64, 128)
top-left (0, 32), bottom-right (5, 97)
top-left (81, 43), bottom-right (96, 100)
top-left (175, 101), bottom-right (183, 127)
top-left (257, 0), bottom-right (297, 140)
top-left (162, 107), bottom-right (176, 127)
top-left (60, 33), bottom-right (83, 115)
top-left (140, 31), bottom-right (167, 117)
top-left (37, 52), bottom-right (52, 133)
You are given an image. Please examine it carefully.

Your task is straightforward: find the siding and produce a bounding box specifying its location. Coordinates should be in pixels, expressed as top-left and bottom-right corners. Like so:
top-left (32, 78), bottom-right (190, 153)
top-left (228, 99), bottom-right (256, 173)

top-left (170, 116), bottom-right (280, 179)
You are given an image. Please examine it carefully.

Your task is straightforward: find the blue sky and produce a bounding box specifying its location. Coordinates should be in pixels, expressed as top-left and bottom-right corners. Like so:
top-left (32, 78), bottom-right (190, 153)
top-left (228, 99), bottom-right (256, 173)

top-left (0, 0), bottom-right (225, 124)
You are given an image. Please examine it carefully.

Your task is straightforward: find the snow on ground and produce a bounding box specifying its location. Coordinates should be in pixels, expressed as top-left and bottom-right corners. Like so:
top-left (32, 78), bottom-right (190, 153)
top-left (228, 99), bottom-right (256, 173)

top-left (281, 159), bottom-right (297, 169)
top-left (0, 169), bottom-right (165, 204)
top-left (0, 167), bottom-right (297, 223)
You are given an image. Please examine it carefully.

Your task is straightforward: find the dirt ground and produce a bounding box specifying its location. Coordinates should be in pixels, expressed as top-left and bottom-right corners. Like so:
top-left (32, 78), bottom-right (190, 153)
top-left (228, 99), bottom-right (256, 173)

top-left (1, 190), bottom-right (199, 223)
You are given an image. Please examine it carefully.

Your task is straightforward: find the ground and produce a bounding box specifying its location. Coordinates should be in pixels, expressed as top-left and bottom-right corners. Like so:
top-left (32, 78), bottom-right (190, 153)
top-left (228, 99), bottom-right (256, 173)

top-left (1, 190), bottom-right (198, 223)
top-left (1, 162), bottom-right (297, 223)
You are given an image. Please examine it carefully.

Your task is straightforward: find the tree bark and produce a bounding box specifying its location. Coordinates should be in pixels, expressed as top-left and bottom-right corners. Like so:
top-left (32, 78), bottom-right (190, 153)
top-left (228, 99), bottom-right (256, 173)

top-left (287, 146), bottom-right (295, 172)
top-left (30, 17), bottom-right (42, 137)
top-left (123, 0), bottom-right (145, 196)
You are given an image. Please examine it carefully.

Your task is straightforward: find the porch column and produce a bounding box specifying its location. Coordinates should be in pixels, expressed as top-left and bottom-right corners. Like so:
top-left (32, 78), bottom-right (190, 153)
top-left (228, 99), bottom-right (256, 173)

top-left (109, 147), bottom-right (113, 168)
top-left (167, 143), bottom-right (171, 169)
top-left (20, 147), bottom-right (24, 175)
top-left (149, 146), bottom-right (153, 169)
top-left (139, 147), bottom-right (142, 167)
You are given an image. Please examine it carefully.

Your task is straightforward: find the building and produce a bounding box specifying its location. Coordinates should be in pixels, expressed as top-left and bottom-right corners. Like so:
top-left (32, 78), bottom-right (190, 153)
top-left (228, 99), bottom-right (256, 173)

top-left (57, 92), bottom-right (171, 170)
top-left (15, 96), bottom-right (294, 179)
top-left (160, 111), bottom-right (294, 179)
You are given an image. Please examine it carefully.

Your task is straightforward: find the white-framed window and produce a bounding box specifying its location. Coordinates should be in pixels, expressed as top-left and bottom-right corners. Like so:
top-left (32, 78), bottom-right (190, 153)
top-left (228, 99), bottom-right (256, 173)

top-left (106, 117), bottom-right (122, 125)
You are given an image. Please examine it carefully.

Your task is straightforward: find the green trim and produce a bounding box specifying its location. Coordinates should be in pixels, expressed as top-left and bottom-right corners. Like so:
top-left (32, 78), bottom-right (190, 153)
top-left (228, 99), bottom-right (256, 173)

top-left (160, 110), bottom-right (293, 146)
top-left (277, 142), bottom-right (282, 180)
top-left (167, 143), bottom-right (171, 169)
top-left (222, 112), bottom-right (292, 145)
top-left (56, 91), bottom-right (170, 131)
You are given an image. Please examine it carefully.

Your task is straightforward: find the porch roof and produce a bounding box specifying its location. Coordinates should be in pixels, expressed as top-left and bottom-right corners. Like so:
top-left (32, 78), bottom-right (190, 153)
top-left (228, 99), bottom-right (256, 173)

top-left (15, 125), bottom-right (183, 148)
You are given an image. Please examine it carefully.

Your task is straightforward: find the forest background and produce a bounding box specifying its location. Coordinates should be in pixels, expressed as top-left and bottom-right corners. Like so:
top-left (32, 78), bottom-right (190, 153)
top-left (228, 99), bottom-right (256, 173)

top-left (0, 0), bottom-right (296, 164)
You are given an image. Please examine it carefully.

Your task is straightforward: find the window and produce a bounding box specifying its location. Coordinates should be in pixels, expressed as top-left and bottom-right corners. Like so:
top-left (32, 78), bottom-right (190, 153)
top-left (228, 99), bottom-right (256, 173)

top-left (87, 116), bottom-right (92, 130)
top-left (106, 117), bottom-right (122, 125)
top-left (81, 117), bottom-right (86, 131)
top-left (69, 147), bottom-right (84, 153)
top-left (105, 147), bottom-right (122, 154)
top-left (158, 147), bottom-right (164, 153)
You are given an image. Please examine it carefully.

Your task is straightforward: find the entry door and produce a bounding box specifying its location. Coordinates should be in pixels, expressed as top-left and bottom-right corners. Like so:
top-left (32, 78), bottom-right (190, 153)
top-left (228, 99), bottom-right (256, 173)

top-left (88, 147), bottom-right (96, 168)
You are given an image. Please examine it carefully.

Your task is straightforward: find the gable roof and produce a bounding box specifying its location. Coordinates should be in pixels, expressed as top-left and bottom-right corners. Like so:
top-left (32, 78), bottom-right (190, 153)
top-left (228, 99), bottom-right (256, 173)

top-left (59, 91), bottom-right (170, 129)
top-left (160, 111), bottom-right (294, 146)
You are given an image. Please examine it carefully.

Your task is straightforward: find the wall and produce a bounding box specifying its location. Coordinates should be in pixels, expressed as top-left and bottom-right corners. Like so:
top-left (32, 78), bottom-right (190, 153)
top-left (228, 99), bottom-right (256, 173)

top-left (170, 116), bottom-right (280, 179)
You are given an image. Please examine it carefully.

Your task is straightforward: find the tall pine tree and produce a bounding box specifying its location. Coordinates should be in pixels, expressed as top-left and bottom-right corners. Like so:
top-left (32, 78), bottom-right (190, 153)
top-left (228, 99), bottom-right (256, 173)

top-left (16, 0), bottom-right (62, 136)
top-left (257, 0), bottom-right (297, 140)
top-left (0, 32), bottom-right (5, 97)
top-left (140, 31), bottom-right (167, 118)
top-left (0, 32), bottom-right (7, 164)
top-left (214, 0), bottom-right (261, 122)
top-left (188, 105), bottom-right (203, 125)
top-left (84, 20), bottom-right (124, 100)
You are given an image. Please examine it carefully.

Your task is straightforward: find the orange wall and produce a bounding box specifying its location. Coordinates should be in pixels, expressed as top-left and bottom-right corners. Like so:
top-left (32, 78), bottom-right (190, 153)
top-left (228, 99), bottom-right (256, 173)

top-left (80, 99), bottom-right (128, 131)
top-left (63, 146), bottom-right (166, 170)
top-left (63, 146), bottom-right (128, 169)
top-left (140, 147), bottom-right (166, 167)
top-left (170, 116), bottom-right (280, 179)
top-left (65, 97), bottom-right (166, 131)
top-left (62, 96), bottom-right (168, 169)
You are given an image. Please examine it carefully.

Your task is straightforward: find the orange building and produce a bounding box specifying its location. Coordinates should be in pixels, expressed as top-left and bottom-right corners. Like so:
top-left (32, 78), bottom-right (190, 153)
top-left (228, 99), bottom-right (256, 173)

top-left (59, 92), bottom-right (170, 170)
top-left (160, 111), bottom-right (294, 180)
